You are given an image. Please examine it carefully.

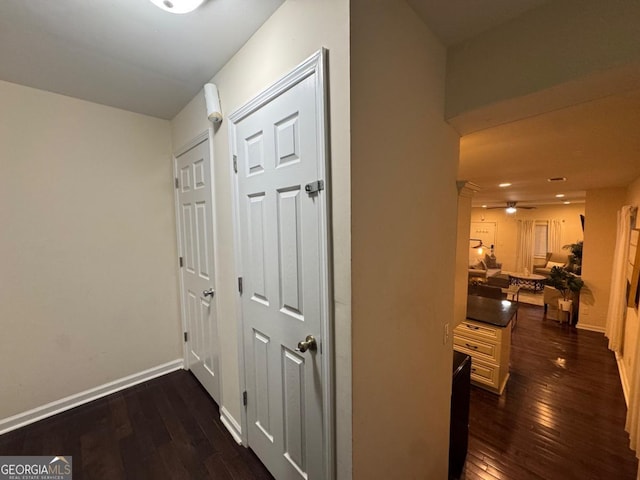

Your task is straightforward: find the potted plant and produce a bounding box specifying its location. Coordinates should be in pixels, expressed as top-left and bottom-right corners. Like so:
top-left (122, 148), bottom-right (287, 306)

top-left (545, 266), bottom-right (585, 318)
top-left (563, 240), bottom-right (583, 275)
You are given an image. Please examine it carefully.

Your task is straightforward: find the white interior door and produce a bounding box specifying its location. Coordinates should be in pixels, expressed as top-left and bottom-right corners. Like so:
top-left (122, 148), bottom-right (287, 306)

top-left (176, 137), bottom-right (220, 403)
top-left (231, 52), bottom-right (331, 480)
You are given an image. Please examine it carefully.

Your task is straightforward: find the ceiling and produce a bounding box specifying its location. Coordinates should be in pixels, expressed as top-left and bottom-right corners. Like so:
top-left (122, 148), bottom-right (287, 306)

top-left (408, 0), bottom-right (640, 209)
top-left (0, 0), bottom-right (284, 119)
top-left (406, 0), bottom-right (550, 46)
top-left (459, 87), bottom-right (640, 208)
top-left (1, 0), bottom-right (636, 208)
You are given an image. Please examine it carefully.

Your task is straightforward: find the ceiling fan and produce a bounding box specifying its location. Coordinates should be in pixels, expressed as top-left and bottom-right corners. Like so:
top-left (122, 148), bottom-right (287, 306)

top-left (486, 201), bottom-right (536, 213)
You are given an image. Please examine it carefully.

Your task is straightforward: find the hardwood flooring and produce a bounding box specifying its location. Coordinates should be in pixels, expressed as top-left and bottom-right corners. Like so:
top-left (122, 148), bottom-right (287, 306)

top-left (2, 305), bottom-right (636, 479)
top-left (0, 370), bottom-right (274, 480)
top-left (460, 303), bottom-right (638, 480)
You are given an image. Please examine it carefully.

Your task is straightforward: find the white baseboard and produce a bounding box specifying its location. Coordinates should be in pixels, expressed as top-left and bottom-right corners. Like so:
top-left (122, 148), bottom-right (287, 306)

top-left (0, 359), bottom-right (184, 435)
top-left (220, 406), bottom-right (243, 444)
top-left (576, 323), bottom-right (606, 333)
top-left (616, 352), bottom-right (630, 407)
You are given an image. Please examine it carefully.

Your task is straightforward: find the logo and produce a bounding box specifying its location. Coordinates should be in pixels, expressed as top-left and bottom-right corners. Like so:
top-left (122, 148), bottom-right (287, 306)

top-left (0, 456), bottom-right (72, 480)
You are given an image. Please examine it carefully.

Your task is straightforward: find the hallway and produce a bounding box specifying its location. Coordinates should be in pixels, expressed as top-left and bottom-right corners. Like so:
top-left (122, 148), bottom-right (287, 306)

top-left (461, 304), bottom-right (638, 479)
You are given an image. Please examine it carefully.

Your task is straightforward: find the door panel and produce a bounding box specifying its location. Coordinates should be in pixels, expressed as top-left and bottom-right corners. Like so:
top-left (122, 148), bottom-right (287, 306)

top-left (234, 66), bottom-right (328, 479)
top-left (176, 138), bottom-right (220, 403)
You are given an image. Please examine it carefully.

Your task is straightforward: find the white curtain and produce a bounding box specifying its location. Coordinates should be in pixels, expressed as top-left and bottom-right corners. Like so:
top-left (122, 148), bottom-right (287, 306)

top-left (606, 206), bottom-right (633, 352)
top-left (515, 219), bottom-right (535, 273)
top-left (548, 219), bottom-right (562, 253)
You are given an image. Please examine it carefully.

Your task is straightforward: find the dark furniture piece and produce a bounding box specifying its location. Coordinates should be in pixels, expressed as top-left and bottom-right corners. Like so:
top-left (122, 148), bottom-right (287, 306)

top-left (449, 351), bottom-right (471, 479)
top-left (487, 273), bottom-right (510, 288)
top-left (475, 284), bottom-right (506, 300)
top-left (466, 295), bottom-right (517, 327)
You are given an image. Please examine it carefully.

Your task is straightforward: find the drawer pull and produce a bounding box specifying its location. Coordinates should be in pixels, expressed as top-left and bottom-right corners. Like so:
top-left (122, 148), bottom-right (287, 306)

top-left (465, 343), bottom-right (478, 350)
top-left (471, 368), bottom-right (477, 372)
top-left (466, 325), bottom-right (480, 330)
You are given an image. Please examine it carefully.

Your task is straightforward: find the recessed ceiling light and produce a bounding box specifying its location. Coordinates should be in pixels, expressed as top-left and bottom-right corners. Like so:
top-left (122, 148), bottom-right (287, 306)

top-left (149, 0), bottom-right (206, 14)
top-left (498, 183), bottom-right (512, 188)
top-left (555, 194), bottom-right (565, 198)
top-left (547, 177), bottom-right (567, 182)
top-left (481, 205), bottom-right (488, 208)
top-left (563, 201), bottom-right (571, 205)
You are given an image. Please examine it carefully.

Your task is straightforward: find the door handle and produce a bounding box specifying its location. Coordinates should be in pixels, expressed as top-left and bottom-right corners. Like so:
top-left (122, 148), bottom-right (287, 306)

top-left (295, 335), bottom-right (317, 353)
top-left (203, 288), bottom-right (215, 298)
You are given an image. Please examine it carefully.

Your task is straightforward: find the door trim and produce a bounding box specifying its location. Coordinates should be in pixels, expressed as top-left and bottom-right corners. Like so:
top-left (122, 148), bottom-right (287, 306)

top-left (173, 128), bottom-right (222, 404)
top-left (228, 48), bottom-right (334, 480)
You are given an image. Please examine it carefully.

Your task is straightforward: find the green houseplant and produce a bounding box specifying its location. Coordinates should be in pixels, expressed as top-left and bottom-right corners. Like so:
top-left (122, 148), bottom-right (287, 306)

top-left (546, 266), bottom-right (585, 301)
top-left (563, 240), bottom-right (583, 275)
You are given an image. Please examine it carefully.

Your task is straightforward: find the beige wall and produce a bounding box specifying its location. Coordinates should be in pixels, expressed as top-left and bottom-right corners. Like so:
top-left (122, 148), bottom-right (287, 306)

top-left (455, 186), bottom-right (475, 326)
top-left (171, 0), bottom-right (352, 477)
top-left (0, 80), bottom-right (181, 419)
top-left (446, 0), bottom-right (640, 130)
top-left (621, 177), bottom-right (640, 396)
top-left (350, 1), bottom-right (460, 477)
top-left (470, 204), bottom-right (585, 272)
top-left (579, 188), bottom-right (626, 331)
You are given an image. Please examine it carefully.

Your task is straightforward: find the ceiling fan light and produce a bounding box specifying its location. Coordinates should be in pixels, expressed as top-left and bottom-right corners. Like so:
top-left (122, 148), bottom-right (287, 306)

top-left (148, 0), bottom-right (206, 14)
top-left (506, 206), bottom-right (517, 214)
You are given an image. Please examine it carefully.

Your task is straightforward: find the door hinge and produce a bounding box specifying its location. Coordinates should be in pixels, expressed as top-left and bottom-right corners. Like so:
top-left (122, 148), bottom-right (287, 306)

top-left (233, 155), bottom-right (238, 174)
top-left (175, 177), bottom-right (179, 189)
top-left (305, 179), bottom-right (324, 196)
top-left (183, 332), bottom-right (188, 342)
top-left (238, 277), bottom-right (243, 295)
top-left (179, 256), bottom-right (184, 268)
top-left (243, 390), bottom-right (247, 406)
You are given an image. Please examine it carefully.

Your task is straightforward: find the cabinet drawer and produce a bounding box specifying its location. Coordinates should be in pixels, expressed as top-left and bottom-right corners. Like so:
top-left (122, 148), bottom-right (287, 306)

top-left (456, 320), bottom-right (502, 343)
top-left (454, 335), bottom-right (501, 364)
top-left (469, 358), bottom-right (500, 388)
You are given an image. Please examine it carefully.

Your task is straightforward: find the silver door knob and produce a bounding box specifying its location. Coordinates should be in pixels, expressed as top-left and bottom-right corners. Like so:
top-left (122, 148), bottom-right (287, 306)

top-left (203, 288), bottom-right (215, 298)
top-left (295, 335), bottom-right (317, 353)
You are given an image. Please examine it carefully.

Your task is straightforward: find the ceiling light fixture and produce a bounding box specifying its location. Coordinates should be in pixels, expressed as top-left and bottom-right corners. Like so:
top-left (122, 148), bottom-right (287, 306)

top-left (563, 201), bottom-right (571, 205)
top-left (481, 205), bottom-right (488, 208)
top-left (555, 194), bottom-right (565, 198)
top-left (506, 206), bottom-right (517, 214)
top-left (148, 0), bottom-right (206, 14)
top-left (498, 183), bottom-right (512, 188)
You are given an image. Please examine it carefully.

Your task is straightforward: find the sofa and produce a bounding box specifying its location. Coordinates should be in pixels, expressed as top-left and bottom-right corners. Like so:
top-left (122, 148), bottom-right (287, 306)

top-left (468, 254), bottom-right (502, 282)
top-left (533, 252), bottom-right (570, 277)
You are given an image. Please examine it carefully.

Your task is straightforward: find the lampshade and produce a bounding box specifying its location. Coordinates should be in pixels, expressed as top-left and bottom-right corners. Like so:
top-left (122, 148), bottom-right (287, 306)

top-left (149, 0), bottom-right (206, 14)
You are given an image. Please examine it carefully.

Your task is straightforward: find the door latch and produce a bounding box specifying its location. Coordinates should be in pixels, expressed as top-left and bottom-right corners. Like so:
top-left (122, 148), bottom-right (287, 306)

top-left (305, 180), bottom-right (324, 196)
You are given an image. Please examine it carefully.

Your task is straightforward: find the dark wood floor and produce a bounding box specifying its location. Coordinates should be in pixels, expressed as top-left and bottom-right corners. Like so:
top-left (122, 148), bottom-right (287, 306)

top-left (0, 370), bottom-right (274, 480)
top-left (461, 303), bottom-right (638, 479)
top-left (3, 306), bottom-right (637, 479)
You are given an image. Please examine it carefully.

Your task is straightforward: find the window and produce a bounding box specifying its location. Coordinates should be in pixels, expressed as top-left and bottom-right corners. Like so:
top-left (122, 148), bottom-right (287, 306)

top-left (534, 222), bottom-right (548, 258)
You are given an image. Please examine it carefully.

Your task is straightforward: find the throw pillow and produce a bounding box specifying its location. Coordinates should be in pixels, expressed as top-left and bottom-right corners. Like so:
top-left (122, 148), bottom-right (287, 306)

top-left (546, 260), bottom-right (565, 269)
top-left (485, 254), bottom-right (498, 269)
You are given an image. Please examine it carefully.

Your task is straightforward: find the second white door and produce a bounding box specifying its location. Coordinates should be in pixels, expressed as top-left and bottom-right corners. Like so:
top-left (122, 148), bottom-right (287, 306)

top-left (176, 137), bottom-right (220, 403)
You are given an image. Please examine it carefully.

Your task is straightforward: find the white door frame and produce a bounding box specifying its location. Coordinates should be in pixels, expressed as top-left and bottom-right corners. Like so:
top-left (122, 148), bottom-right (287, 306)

top-left (228, 48), bottom-right (334, 479)
top-left (172, 128), bottom-right (223, 404)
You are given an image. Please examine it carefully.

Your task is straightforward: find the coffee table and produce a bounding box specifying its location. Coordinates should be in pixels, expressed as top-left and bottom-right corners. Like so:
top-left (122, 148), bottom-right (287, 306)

top-left (508, 272), bottom-right (546, 292)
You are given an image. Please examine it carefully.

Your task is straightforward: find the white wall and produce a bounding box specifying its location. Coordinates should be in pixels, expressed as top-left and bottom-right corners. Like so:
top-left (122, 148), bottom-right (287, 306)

top-left (170, 0), bottom-right (352, 477)
top-left (0, 80), bottom-right (181, 419)
top-left (350, 1), bottom-right (460, 477)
